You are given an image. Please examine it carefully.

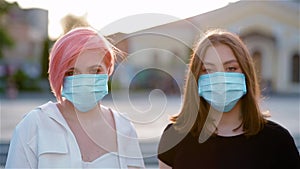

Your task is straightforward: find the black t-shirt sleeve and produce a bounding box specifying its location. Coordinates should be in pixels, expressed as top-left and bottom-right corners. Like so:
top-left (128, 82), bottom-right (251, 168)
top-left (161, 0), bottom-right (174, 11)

top-left (278, 131), bottom-right (300, 169)
top-left (157, 123), bottom-right (178, 167)
top-left (265, 121), bottom-right (300, 169)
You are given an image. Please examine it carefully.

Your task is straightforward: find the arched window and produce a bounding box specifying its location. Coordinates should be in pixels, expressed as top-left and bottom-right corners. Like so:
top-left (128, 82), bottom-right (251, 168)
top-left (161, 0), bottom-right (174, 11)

top-left (291, 53), bottom-right (300, 83)
top-left (252, 50), bottom-right (262, 76)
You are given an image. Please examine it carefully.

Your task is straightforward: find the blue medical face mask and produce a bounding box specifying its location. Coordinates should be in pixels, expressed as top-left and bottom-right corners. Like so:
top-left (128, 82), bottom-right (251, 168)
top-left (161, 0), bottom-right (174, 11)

top-left (62, 74), bottom-right (108, 112)
top-left (198, 72), bottom-right (247, 112)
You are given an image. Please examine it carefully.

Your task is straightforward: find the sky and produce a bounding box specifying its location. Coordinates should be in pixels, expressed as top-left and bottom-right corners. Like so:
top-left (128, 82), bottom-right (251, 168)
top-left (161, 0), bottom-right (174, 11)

top-left (7, 0), bottom-right (239, 40)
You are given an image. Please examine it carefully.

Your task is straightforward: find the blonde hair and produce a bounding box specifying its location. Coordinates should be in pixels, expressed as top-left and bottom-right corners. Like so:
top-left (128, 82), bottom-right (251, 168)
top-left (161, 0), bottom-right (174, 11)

top-left (171, 29), bottom-right (266, 137)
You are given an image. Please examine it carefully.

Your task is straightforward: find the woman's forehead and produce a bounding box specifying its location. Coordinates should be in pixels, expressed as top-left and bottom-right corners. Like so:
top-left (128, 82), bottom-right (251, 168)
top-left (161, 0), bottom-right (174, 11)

top-left (67, 50), bottom-right (109, 67)
top-left (202, 44), bottom-right (237, 64)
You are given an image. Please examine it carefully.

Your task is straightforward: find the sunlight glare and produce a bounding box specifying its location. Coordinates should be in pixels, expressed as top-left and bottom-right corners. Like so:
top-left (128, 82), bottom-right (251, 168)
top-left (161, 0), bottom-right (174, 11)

top-left (6, 0), bottom-right (239, 39)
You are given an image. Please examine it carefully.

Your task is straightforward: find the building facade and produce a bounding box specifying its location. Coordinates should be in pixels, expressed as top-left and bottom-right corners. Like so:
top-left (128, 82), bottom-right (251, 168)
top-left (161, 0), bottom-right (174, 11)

top-left (111, 1), bottom-right (299, 94)
top-left (1, 4), bottom-right (48, 79)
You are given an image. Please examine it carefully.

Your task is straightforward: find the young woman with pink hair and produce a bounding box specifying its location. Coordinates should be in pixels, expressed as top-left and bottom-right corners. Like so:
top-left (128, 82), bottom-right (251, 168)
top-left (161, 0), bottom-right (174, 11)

top-left (6, 27), bottom-right (145, 168)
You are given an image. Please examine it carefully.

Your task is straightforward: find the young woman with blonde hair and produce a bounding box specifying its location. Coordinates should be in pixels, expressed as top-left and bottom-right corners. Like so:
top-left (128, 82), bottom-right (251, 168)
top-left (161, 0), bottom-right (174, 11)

top-left (158, 29), bottom-right (300, 169)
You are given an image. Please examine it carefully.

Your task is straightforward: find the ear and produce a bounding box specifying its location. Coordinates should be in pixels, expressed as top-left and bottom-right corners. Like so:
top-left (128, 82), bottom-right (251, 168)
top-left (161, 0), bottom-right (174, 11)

top-left (107, 64), bottom-right (114, 76)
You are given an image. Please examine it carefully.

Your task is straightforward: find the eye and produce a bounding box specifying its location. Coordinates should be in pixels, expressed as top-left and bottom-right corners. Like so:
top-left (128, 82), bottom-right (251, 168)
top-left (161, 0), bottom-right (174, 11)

top-left (201, 68), bottom-right (215, 74)
top-left (65, 68), bottom-right (79, 76)
top-left (201, 68), bottom-right (208, 74)
top-left (65, 70), bottom-right (74, 76)
top-left (225, 66), bottom-right (237, 72)
top-left (90, 67), bottom-right (104, 74)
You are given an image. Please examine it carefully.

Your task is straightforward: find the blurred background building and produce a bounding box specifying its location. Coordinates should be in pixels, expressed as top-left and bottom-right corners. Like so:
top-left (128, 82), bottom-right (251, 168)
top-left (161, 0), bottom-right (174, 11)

top-left (0, 0), bottom-right (299, 97)
top-left (110, 0), bottom-right (300, 95)
top-left (0, 1), bottom-right (48, 97)
top-left (0, 0), bottom-right (299, 167)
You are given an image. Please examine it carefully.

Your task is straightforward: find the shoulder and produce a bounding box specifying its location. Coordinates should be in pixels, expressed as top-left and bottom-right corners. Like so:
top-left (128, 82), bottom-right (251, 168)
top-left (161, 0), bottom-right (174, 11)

top-left (14, 101), bottom-right (59, 138)
top-left (10, 103), bottom-right (45, 146)
top-left (161, 123), bottom-right (188, 139)
top-left (259, 120), bottom-right (297, 146)
top-left (164, 123), bottom-right (174, 131)
top-left (159, 123), bottom-right (179, 143)
top-left (262, 121), bottom-right (300, 168)
top-left (159, 123), bottom-right (187, 150)
top-left (20, 101), bottom-right (57, 120)
top-left (15, 106), bottom-right (43, 131)
top-left (161, 123), bottom-right (176, 135)
top-left (158, 123), bottom-right (185, 167)
top-left (262, 120), bottom-right (293, 137)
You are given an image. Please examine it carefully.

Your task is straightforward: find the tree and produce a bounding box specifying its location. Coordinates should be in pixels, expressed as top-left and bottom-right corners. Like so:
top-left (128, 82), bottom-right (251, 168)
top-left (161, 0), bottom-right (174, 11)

top-left (41, 38), bottom-right (51, 79)
top-left (60, 14), bottom-right (90, 34)
top-left (0, 0), bottom-right (15, 59)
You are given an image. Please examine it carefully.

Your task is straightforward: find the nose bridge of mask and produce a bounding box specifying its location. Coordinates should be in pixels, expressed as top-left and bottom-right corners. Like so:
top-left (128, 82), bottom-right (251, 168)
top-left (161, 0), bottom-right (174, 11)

top-left (69, 74), bottom-right (105, 86)
top-left (206, 72), bottom-right (245, 88)
top-left (70, 73), bottom-right (108, 92)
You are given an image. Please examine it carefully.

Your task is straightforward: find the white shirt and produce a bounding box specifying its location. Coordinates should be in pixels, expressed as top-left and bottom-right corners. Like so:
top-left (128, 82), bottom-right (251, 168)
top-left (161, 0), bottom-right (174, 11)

top-left (5, 101), bottom-right (145, 168)
top-left (82, 152), bottom-right (120, 168)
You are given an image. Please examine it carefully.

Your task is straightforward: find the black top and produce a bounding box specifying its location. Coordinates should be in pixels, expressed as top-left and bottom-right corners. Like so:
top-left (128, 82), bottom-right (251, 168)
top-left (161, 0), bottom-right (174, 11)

top-left (158, 120), bottom-right (300, 169)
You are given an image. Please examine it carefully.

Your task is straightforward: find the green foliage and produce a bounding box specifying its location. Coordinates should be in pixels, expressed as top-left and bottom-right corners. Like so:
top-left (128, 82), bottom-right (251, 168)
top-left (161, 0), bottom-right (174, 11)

top-left (13, 69), bottom-right (42, 91)
top-left (0, 0), bottom-right (15, 59)
top-left (41, 38), bottom-right (50, 78)
top-left (0, 0), bottom-right (14, 14)
top-left (0, 27), bottom-right (14, 57)
top-left (0, 69), bottom-right (42, 94)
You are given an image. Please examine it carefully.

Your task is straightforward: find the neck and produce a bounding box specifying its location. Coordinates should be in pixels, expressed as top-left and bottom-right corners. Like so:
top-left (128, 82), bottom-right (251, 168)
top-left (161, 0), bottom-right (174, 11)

top-left (59, 100), bottom-right (104, 123)
top-left (216, 101), bottom-right (243, 136)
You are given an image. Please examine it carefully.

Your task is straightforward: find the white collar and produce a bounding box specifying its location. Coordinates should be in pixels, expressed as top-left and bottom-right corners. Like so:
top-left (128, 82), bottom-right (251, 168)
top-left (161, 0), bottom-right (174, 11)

top-left (38, 101), bottom-right (69, 129)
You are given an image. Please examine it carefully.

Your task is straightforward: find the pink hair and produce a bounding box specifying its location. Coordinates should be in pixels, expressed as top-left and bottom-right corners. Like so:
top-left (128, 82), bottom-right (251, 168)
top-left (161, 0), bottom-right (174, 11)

top-left (48, 27), bottom-right (115, 102)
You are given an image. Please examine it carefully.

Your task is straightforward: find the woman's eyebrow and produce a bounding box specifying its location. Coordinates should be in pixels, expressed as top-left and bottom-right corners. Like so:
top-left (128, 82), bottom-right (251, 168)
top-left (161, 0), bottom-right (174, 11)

top-left (202, 62), bottom-right (216, 66)
top-left (223, 60), bottom-right (238, 65)
top-left (88, 65), bottom-right (103, 69)
top-left (202, 60), bottom-right (238, 67)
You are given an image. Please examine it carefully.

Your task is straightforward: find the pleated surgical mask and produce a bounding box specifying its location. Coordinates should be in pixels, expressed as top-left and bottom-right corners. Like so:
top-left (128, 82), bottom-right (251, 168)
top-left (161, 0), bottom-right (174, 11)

top-left (198, 72), bottom-right (247, 112)
top-left (62, 74), bottom-right (108, 112)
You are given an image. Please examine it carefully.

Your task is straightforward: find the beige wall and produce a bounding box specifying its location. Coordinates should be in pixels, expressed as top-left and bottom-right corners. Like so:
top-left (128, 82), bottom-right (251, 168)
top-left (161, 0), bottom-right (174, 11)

top-left (121, 1), bottom-right (299, 94)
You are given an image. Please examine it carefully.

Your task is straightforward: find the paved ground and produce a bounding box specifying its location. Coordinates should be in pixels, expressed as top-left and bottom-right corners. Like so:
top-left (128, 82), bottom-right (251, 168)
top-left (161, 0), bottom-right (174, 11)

top-left (1, 92), bottom-right (299, 168)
